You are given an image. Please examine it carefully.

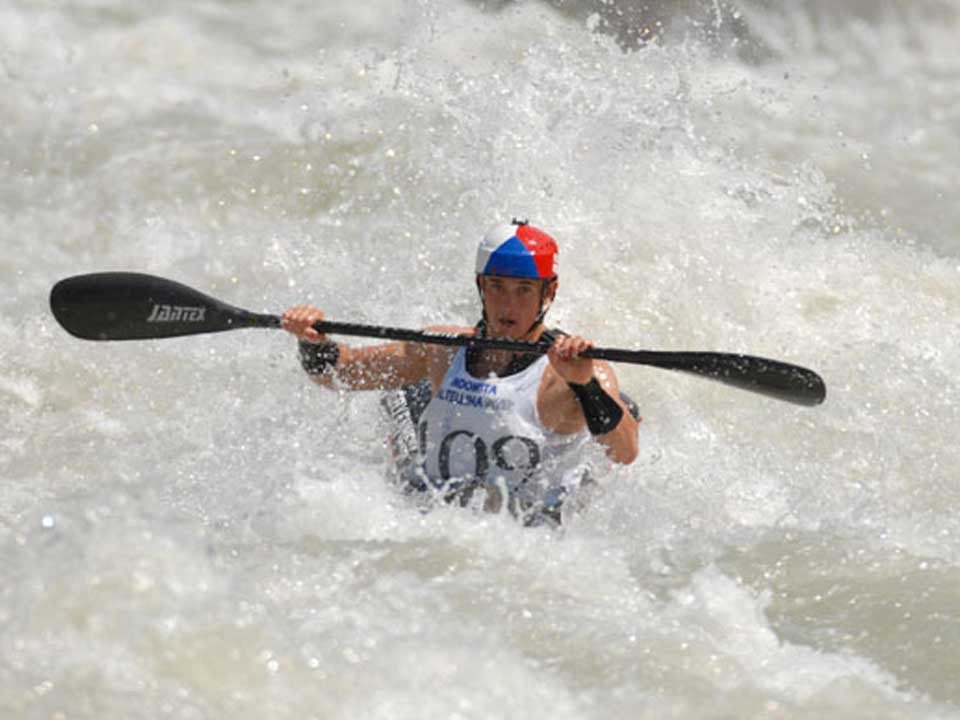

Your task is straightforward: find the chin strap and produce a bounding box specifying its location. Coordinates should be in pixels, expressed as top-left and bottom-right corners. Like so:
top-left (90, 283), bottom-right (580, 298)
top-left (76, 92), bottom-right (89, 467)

top-left (476, 276), bottom-right (487, 326)
top-left (532, 292), bottom-right (553, 330)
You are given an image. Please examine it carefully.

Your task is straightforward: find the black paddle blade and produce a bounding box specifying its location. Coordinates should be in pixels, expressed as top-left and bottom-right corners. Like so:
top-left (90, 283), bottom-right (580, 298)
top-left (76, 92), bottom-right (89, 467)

top-left (591, 349), bottom-right (826, 406)
top-left (650, 351), bottom-right (826, 406)
top-left (50, 272), bottom-right (280, 340)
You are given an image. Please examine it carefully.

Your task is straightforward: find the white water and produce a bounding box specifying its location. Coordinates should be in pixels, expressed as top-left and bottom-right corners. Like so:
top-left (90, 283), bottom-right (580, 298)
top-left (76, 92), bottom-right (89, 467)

top-left (2, 1), bottom-right (959, 718)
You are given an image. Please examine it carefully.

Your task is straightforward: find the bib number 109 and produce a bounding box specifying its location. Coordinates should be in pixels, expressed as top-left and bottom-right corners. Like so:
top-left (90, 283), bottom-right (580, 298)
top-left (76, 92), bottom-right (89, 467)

top-left (418, 422), bottom-right (541, 485)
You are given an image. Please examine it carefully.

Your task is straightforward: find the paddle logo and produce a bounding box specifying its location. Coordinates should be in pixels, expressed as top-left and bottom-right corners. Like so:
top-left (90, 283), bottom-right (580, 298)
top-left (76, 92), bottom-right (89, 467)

top-left (146, 304), bottom-right (206, 323)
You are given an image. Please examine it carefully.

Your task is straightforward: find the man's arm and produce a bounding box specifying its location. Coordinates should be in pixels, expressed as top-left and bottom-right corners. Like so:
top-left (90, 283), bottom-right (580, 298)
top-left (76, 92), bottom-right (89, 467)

top-left (311, 341), bottom-right (430, 391)
top-left (282, 305), bottom-right (462, 391)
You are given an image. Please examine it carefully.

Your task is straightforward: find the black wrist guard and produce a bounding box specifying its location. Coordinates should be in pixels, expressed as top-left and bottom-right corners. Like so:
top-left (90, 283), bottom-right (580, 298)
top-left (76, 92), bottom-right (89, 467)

top-left (568, 377), bottom-right (624, 435)
top-left (298, 340), bottom-right (339, 375)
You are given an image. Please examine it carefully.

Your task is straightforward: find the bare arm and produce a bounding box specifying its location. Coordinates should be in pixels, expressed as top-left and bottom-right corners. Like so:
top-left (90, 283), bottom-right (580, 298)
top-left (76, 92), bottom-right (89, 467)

top-left (321, 342), bottom-right (431, 390)
top-left (282, 305), bottom-right (463, 391)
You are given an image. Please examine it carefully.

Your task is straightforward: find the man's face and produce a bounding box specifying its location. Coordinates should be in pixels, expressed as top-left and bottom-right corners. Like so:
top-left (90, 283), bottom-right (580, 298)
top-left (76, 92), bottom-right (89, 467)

top-left (479, 275), bottom-right (554, 339)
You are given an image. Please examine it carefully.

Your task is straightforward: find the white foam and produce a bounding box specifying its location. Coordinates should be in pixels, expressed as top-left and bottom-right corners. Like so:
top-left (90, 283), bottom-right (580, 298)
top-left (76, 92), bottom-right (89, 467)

top-left (0, 376), bottom-right (42, 408)
top-left (3, 0), bottom-right (960, 716)
top-left (667, 566), bottom-right (902, 699)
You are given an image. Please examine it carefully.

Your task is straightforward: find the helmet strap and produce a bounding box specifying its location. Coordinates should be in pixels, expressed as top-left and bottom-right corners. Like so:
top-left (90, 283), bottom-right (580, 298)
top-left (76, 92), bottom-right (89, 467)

top-left (475, 275), bottom-right (487, 325)
top-left (531, 277), bottom-right (556, 331)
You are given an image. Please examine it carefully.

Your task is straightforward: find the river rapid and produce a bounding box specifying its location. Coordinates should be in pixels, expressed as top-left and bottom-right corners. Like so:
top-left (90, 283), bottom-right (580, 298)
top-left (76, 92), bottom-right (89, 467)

top-left (2, 1), bottom-right (959, 718)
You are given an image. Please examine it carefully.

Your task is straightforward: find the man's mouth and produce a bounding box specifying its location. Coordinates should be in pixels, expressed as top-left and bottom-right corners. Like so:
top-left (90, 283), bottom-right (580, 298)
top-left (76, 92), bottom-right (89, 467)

top-left (488, 317), bottom-right (520, 338)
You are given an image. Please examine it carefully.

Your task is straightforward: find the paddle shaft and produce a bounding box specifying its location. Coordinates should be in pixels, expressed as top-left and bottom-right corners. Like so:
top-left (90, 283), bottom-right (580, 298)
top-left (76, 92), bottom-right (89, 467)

top-left (312, 321), bottom-right (824, 406)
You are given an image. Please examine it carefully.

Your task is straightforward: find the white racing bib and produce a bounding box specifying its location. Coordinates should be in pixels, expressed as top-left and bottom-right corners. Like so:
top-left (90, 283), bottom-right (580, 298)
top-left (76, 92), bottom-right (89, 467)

top-left (417, 348), bottom-right (589, 508)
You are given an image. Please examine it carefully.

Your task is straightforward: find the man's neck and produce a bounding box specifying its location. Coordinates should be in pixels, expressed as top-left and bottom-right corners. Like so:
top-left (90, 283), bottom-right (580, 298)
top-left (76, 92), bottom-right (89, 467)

top-left (469, 322), bottom-right (547, 378)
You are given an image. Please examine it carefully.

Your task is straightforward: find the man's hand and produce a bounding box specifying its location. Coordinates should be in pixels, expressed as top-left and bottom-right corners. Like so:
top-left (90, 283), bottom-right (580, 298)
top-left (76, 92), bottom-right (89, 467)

top-left (547, 334), bottom-right (595, 385)
top-left (282, 305), bottom-right (327, 344)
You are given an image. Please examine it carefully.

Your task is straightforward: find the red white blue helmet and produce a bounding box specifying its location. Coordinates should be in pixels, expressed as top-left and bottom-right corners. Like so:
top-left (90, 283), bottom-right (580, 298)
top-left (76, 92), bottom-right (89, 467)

top-left (475, 220), bottom-right (558, 280)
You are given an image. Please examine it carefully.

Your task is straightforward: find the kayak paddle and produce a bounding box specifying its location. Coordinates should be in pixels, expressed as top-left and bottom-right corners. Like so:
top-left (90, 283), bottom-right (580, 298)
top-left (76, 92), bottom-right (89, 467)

top-left (49, 272), bottom-right (827, 406)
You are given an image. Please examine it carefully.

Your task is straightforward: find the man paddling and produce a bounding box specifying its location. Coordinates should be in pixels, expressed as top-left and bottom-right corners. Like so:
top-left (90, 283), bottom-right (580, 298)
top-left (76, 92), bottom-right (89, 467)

top-left (282, 220), bottom-right (639, 523)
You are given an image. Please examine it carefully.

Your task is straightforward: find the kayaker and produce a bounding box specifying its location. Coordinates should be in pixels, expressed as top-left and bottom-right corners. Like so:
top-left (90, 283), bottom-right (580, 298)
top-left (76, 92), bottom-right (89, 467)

top-left (282, 220), bottom-right (640, 522)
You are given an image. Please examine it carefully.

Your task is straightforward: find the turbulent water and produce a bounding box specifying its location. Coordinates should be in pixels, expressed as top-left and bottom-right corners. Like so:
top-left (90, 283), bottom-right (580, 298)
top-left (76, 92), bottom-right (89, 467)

top-left (2, 0), bottom-right (959, 717)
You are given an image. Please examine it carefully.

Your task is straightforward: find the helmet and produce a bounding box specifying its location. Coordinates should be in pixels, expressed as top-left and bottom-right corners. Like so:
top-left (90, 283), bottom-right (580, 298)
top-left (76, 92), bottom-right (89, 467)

top-left (475, 220), bottom-right (558, 280)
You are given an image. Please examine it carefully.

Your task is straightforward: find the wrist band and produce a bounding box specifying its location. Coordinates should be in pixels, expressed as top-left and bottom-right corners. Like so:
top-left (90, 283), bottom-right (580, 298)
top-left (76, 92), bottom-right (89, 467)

top-left (298, 340), bottom-right (340, 375)
top-left (567, 377), bottom-right (624, 435)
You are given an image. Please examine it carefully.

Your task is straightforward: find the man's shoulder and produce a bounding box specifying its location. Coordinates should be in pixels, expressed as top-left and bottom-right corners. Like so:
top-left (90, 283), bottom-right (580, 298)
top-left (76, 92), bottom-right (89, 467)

top-left (421, 324), bottom-right (475, 336)
top-left (419, 325), bottom-right (474, 370)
